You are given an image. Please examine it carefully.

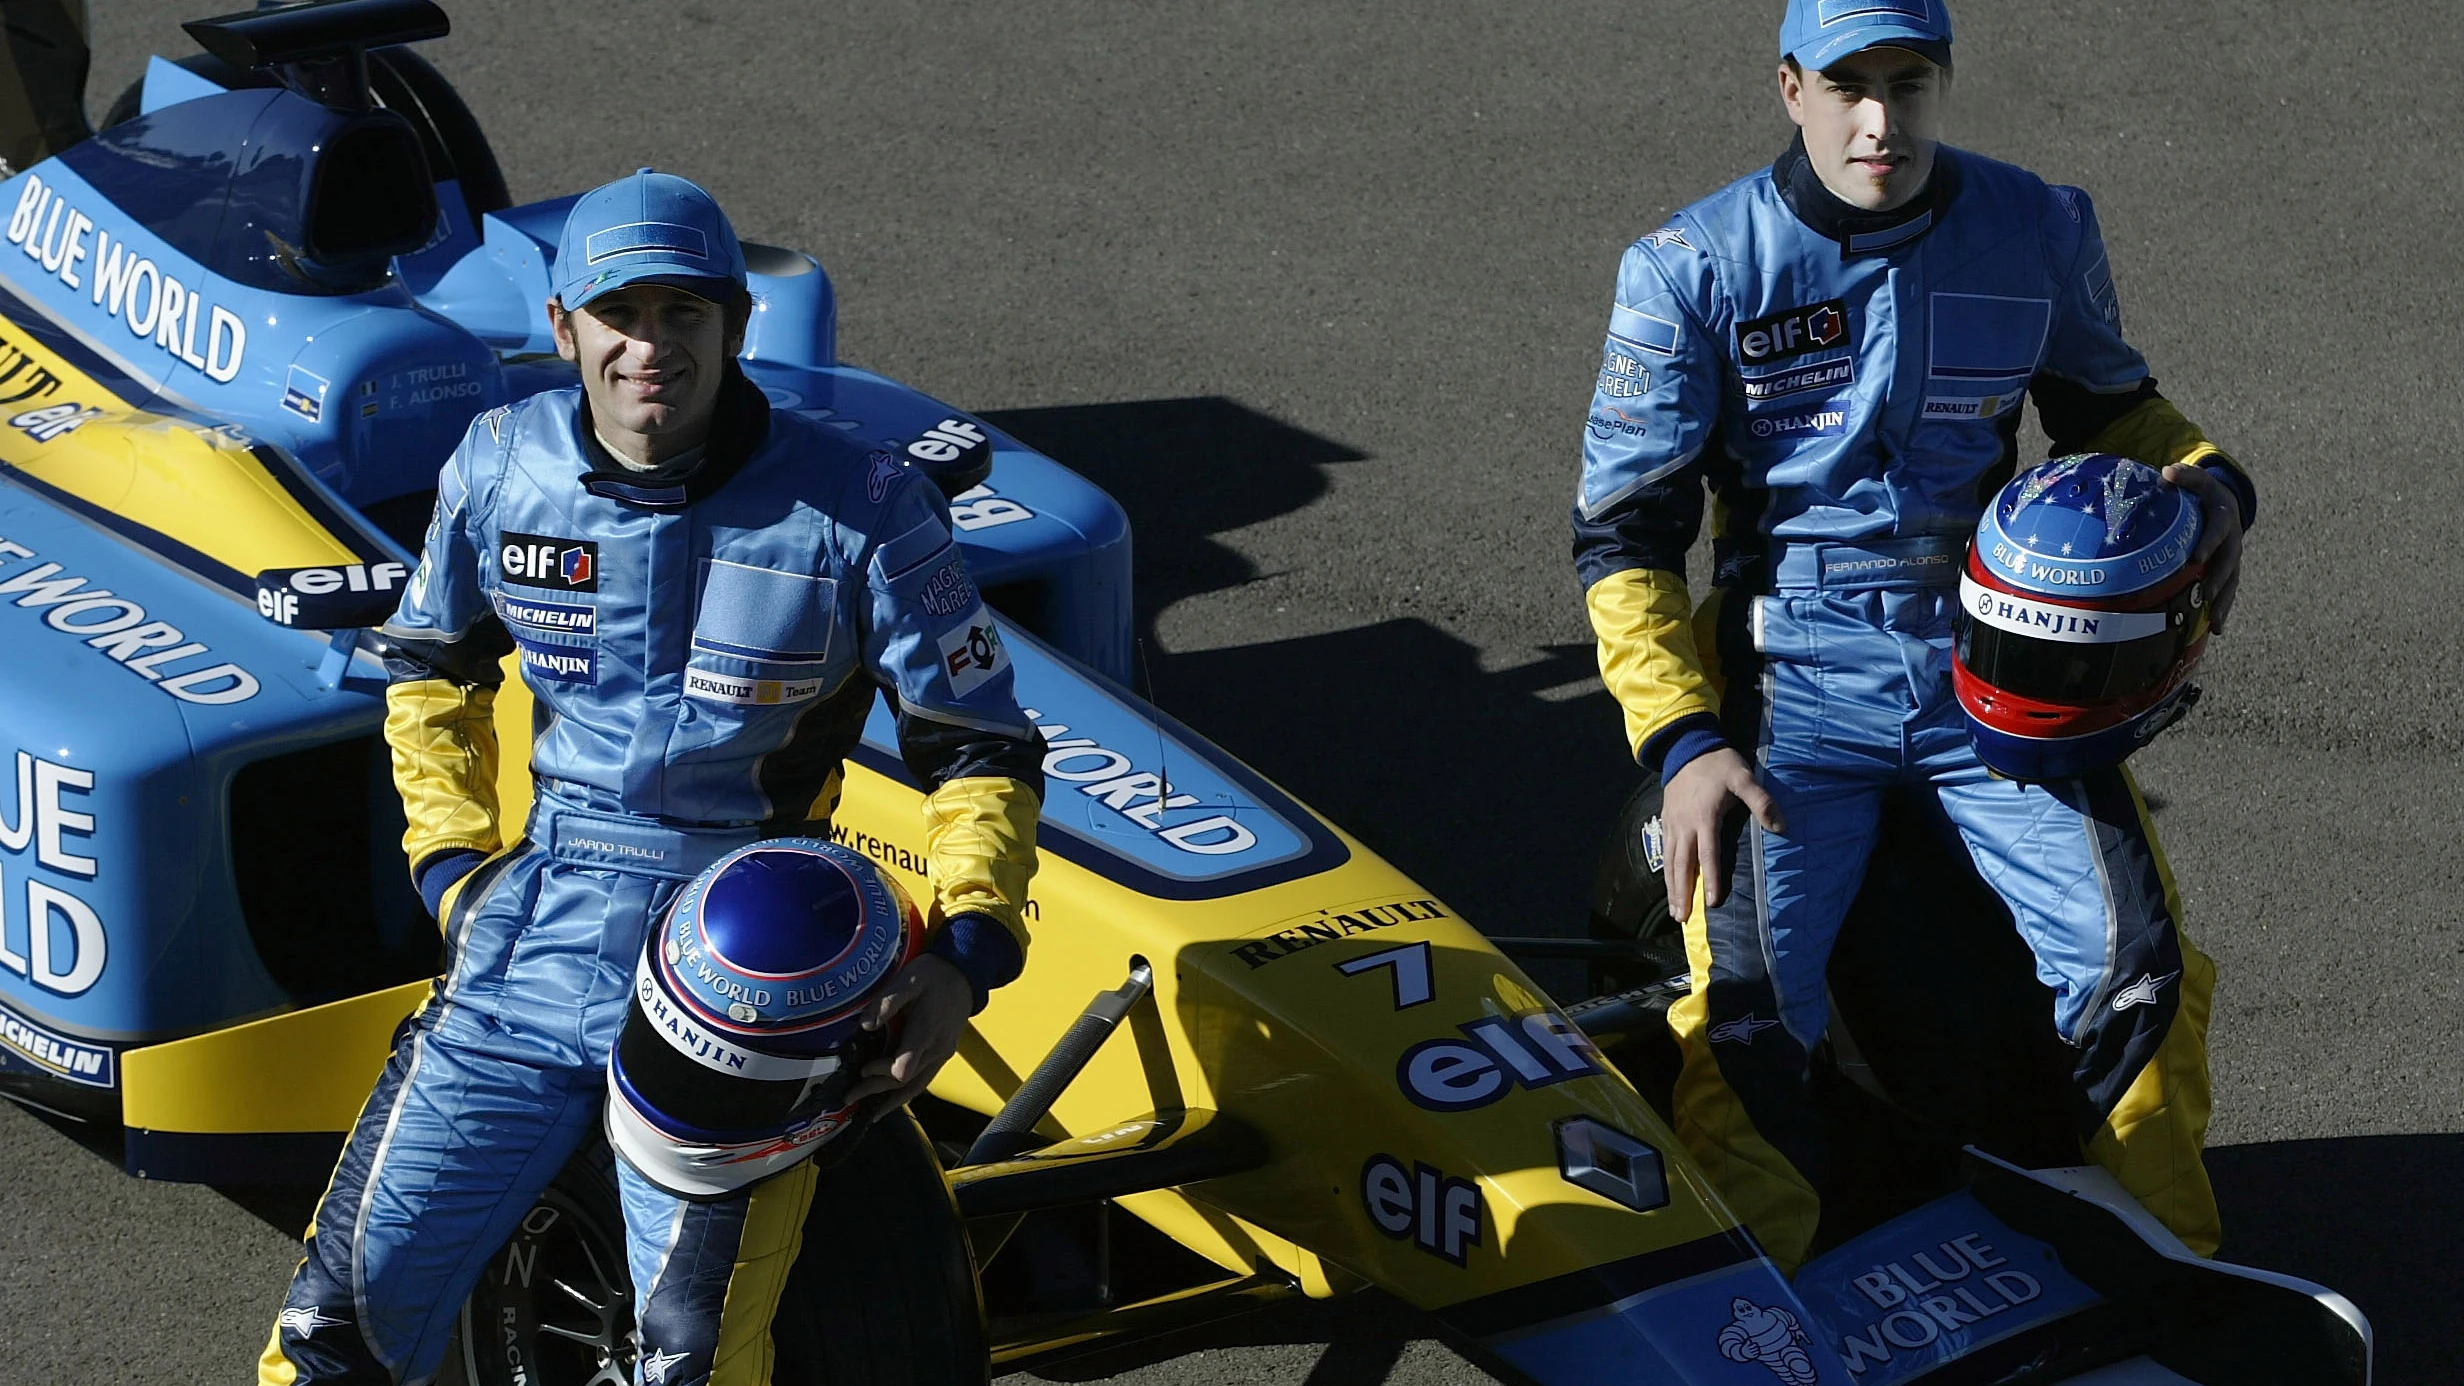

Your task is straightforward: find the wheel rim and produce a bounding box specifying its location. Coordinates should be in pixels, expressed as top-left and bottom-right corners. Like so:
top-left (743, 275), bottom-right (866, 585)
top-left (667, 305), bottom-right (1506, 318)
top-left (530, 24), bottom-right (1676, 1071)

top-left (457, 1184), bottom-right (636, 1386)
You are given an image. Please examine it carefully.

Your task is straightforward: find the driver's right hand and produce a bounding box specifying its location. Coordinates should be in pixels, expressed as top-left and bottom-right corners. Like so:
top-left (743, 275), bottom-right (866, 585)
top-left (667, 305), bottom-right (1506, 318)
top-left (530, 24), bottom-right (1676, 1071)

top-left (1661, 747), bottom-right (1786, 919)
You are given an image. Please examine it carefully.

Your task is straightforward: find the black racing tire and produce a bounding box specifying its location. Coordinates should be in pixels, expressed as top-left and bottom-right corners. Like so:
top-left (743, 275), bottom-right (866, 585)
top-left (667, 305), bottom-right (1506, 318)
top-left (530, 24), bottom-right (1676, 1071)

top-left (1585, 774), bottom-right (1688, 998)
top-left (442, 1139), bottom-right (635, 1386)
top-left (97, 54), bottom-right (270, 132)
top-left (442, 1114), bottom-right (985, 1386)
top-left (772, 1112), bottom-right (989, 1386)
top-left (366, 46), bottom-right (512, 222)
top-left (1584, 774), bottom-right (2089, 1238)
top-left (97, 49), bottom-right (508, 227)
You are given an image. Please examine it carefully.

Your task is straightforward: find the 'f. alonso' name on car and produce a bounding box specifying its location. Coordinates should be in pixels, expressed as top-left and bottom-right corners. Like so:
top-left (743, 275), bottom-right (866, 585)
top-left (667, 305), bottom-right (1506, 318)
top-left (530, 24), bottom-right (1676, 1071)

top-left (0, 538), bottom-right (259, 704)
top-left (5, 174), bottom-right (246, 385)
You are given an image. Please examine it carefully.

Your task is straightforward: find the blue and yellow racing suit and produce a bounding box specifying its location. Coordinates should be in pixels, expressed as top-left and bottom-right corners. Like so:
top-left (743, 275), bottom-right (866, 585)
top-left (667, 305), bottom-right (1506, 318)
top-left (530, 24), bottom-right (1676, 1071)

top-left (1574, 137), bottom-right (2256, 1271)
top-left (261, 366), bottom-right (1042, 1386)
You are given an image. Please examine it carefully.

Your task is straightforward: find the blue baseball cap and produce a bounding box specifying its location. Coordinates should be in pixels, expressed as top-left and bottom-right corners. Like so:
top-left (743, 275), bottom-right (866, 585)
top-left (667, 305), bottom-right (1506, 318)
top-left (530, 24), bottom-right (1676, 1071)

top-left (552, 168), bottom-right (746, 308)
top-left (1780, 0), bottom-right (1953, 71)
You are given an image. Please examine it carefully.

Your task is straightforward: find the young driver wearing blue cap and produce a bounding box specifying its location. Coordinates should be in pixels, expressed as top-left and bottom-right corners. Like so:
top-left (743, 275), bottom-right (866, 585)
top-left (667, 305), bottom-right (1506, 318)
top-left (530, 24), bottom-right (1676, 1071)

top-left (1574, 0), bottom-right (2254, 1271)
top-left (258, 170), bottom-right (1045, 1384)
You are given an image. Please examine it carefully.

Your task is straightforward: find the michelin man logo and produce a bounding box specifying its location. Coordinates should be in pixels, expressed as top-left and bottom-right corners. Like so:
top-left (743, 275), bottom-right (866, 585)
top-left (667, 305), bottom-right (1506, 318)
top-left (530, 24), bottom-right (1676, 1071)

top-left (1717, 1297), bottom-right (1821, 1385)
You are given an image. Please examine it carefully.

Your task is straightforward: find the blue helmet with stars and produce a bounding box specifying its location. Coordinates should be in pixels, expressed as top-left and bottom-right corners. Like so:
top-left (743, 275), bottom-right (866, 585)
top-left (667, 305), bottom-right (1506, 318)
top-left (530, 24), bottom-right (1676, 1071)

top-left (1954, 454), bottom-right (2213, 781)
top-left (607, 838), bottom-right (924, 1197)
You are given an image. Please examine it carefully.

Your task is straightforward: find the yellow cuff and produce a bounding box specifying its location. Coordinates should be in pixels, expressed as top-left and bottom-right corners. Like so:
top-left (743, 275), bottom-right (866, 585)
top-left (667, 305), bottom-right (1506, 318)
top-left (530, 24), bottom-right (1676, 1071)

top-left (384, 677), bottom-right (503, 878)
top-left (922, 775), bottom-right (1041, 951)
top-left (2081, 397), bottom-right (2230, 473)
top-left (1586, 568), bottom-right (1720, 763)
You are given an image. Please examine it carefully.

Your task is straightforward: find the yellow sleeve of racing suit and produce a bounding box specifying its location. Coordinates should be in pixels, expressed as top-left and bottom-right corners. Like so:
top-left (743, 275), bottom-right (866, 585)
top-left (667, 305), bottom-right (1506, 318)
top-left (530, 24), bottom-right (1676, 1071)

top-left (384, 677), bottom-right (503, 874)
top-left (922, 774), bottom-right (1041, 952)
top-left (2080, 395), bottom-right (2231, 473)
top-left (1586, 567), bottom-right (1720, 763)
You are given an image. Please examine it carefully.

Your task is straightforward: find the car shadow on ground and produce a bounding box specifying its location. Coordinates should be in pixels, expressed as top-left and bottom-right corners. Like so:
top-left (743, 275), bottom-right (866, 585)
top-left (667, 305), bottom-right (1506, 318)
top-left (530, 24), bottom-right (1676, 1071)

top-left (2208, 1133), bottom-right (2463, 1386)
top-left (984, 397), bottom-right (1634, 969)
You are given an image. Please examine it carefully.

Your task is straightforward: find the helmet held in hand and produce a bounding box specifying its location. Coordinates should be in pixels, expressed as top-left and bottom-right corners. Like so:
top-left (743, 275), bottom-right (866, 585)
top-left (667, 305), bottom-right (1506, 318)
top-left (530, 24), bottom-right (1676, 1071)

top-left (1954, 453), bottom-right (2211, 781)
top-left (607, 838), bottom-right (924, 1197)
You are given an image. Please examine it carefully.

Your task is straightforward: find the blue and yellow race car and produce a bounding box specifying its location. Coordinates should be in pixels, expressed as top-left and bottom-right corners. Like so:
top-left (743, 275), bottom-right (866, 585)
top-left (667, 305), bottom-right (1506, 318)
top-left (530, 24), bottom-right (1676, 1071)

top-left (0, 3), bottom-right (2374, 1383)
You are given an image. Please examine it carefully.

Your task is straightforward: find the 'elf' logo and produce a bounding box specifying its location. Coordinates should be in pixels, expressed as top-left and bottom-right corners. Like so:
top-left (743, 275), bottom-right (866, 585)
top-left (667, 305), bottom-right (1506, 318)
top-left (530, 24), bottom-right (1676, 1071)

top-left (501, 533), bottom-right (600, 592)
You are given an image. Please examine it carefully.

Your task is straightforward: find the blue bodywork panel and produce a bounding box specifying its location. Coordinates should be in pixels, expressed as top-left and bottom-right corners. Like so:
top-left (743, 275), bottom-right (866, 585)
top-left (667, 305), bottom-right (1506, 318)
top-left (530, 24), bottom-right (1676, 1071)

top-left (1794, 1190), bottom-right (2102, 1384)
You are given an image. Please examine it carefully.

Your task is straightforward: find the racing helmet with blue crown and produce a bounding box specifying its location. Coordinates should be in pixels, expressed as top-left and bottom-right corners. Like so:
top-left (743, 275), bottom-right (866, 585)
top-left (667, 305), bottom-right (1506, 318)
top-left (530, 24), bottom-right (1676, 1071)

top-left (1953, 453), bottom-right (2211, 782)
top-left (607, 838), bottom-right (924, 1197)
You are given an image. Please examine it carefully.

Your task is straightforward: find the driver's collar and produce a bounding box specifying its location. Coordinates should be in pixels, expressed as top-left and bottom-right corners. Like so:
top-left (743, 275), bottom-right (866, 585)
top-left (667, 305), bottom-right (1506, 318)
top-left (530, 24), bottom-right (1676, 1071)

top-left (1772, 132), bottom-right (1959, 255)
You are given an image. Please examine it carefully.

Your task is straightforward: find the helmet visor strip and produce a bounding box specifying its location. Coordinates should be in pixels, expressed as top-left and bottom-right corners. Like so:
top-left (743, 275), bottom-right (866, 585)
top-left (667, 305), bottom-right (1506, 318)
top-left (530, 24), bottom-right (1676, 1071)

top-left (615, 1004), bottom-right (877, 1140)
top-left (1955, 576), bottom-right (2206, 705)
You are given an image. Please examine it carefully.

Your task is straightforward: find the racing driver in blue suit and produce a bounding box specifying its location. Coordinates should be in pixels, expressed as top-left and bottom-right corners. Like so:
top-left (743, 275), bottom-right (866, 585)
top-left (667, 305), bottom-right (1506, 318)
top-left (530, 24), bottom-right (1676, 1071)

top-left (1574, 0), bottom-right (2256, 1273)
top-left (258, 170), bottom-right (1044, 1384)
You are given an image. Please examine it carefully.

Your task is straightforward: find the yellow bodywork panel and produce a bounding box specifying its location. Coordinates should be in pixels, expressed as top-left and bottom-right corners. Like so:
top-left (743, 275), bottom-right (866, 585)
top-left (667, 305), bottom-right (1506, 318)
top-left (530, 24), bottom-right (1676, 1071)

top-left (0, 319), bottom-right (360, 573)
top-left (121, 980), bottom-right (429, 1135)
top-left (137, 658), bottom-right (1745, 1318)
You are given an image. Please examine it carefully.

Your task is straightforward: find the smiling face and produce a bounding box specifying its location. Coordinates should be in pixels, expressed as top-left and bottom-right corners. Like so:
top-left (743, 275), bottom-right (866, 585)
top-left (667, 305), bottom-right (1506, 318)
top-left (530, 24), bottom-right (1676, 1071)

top-left (548, 282), bottom-right (748, 464)
top-left (1779, 47), bottom-right (1948, 212)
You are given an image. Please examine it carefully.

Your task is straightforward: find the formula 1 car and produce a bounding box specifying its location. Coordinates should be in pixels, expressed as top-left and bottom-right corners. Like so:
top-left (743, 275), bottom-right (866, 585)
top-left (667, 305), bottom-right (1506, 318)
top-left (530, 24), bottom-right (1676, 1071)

top-left (0, 3), bottom-right (2372, 1383)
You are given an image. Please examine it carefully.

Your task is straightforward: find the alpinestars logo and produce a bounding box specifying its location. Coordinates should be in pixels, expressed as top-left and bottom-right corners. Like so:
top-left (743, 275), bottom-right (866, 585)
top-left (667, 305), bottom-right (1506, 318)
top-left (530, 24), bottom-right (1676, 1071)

top-left (500, 532), bottom-right (599, 592)
top-left (2111, 971), bottom-right (2178, 1011)
top-left (1709, 1015), bottom-right (1781, 1045)
top-left (1736, 299), bottom-right (1850, 367)
top-left (278, 1306), bottom-right (349, 1336)
top-left (640, 1347), bottom-right (692, 1384)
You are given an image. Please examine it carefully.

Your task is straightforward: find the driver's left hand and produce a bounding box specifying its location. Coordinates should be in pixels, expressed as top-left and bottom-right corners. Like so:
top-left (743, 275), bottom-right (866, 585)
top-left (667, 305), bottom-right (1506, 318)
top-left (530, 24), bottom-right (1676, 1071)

top-left (2161, 462), bottom-right (2245, 635)
top-left (846, 953), bottom-right (973, 1114)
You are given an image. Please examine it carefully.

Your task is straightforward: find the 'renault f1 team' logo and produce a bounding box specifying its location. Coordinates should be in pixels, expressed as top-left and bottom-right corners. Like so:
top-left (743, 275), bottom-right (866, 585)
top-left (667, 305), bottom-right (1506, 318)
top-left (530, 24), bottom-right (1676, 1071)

top-left (500, 532), bottom-right (598, 592)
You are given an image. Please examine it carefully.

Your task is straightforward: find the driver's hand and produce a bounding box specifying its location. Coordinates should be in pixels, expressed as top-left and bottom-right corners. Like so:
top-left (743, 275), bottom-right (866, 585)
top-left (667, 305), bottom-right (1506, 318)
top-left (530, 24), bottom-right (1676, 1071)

top-left (1661, 747), bottom-right (1785, 919)
top-left (2161, 462), bottom-right (2245, 635)
top-left (846, 953), bottom-right (973, 1114)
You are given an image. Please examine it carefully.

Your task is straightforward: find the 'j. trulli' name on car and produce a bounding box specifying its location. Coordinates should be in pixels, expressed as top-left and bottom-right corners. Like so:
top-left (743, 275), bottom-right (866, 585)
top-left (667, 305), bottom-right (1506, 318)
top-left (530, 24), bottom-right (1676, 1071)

top-left (5, 173), bottom-right (246, 384)
top-left (0, 538), bottom-right (258, 703)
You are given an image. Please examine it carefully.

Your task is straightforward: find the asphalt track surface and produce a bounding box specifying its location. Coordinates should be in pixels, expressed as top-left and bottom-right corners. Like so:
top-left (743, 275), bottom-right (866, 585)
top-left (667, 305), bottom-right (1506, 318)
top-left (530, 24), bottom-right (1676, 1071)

top-left (3, 2), bottom-right (2459, 1382)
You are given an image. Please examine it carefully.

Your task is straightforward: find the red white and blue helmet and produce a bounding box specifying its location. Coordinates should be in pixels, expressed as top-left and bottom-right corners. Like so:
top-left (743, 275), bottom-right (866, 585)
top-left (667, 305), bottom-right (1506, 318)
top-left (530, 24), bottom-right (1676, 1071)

top-left (1953, 454), bottom-right (2211, 782)
top-left (607, 838), bottom-right (924, 1197)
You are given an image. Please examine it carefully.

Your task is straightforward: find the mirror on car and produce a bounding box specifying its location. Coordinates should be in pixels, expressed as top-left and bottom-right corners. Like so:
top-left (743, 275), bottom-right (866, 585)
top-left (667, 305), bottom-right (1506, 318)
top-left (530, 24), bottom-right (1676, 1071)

top-left (255, 561), bottom-right (411, 630)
